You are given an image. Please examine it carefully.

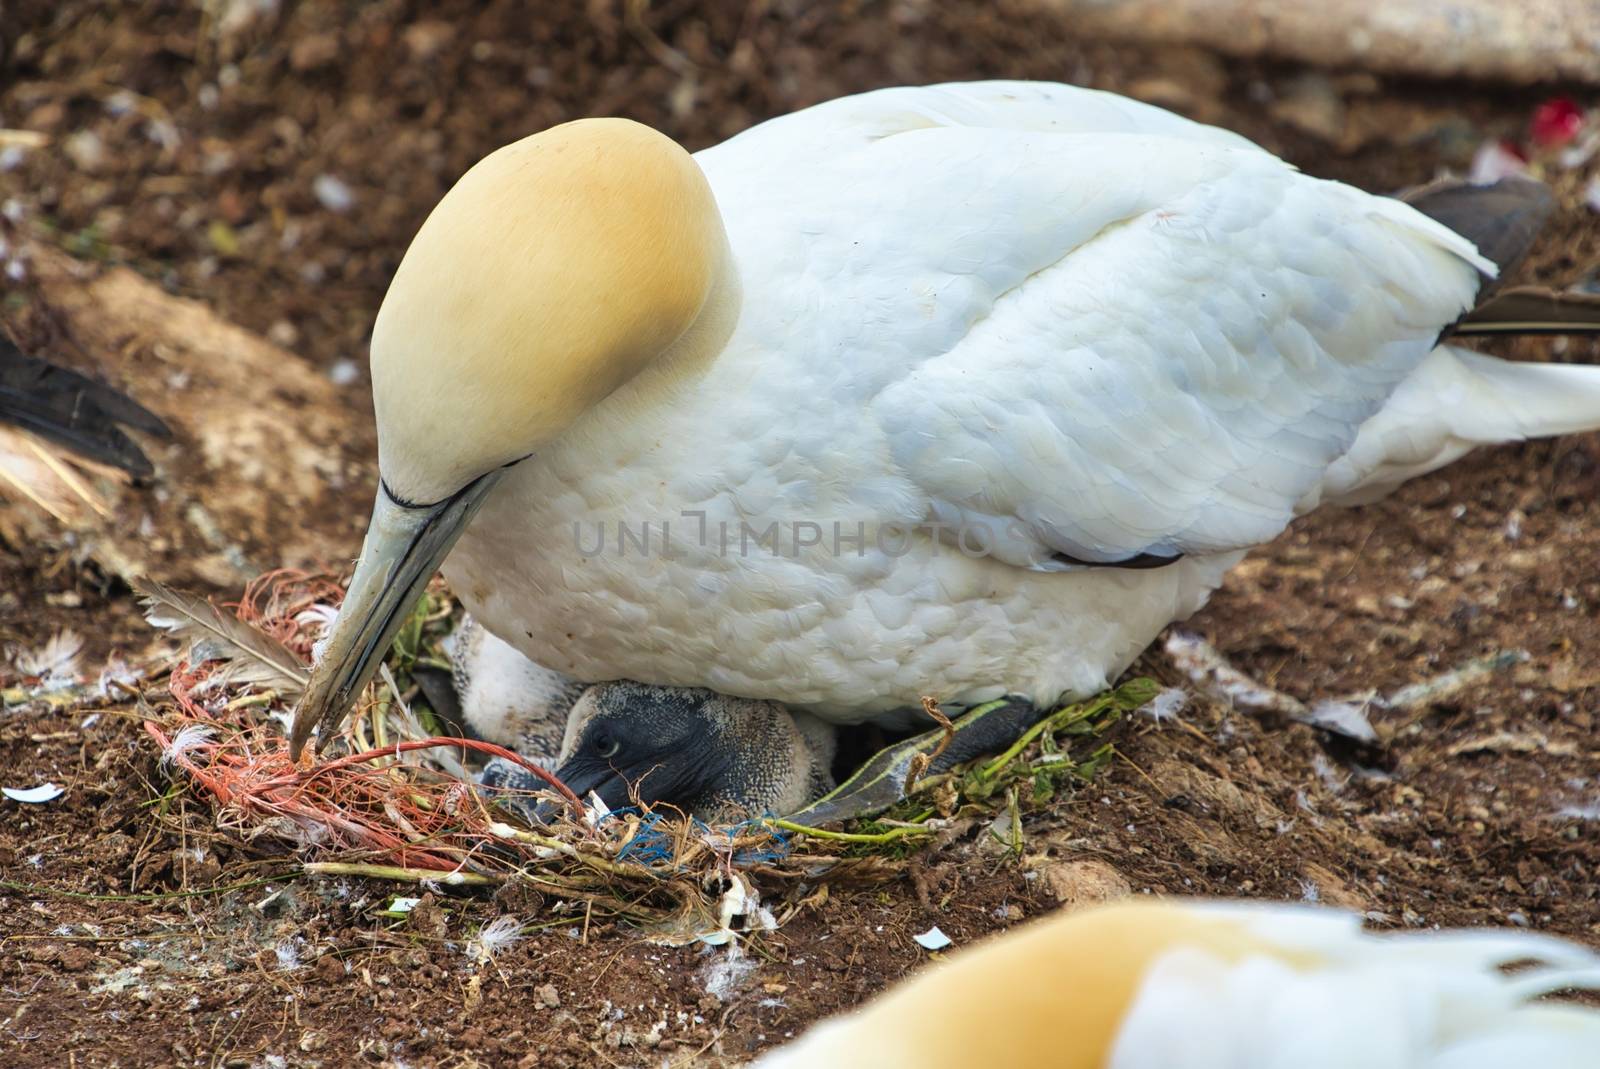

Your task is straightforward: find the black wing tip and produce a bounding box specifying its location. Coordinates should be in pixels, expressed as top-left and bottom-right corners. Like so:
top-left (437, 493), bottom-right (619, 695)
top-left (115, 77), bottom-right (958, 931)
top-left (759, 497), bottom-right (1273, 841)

top-left (1451, 284), bottom-right (1600, 338)
top-left (1398, 174), bottom-right (1556, 280)
top-left (0, 335), bottom-right (169, 476)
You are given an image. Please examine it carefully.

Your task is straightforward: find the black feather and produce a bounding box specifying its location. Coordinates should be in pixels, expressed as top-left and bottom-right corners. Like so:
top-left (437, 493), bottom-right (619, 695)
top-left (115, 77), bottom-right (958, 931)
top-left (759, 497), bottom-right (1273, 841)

top-left (1399, 175), bottom-right (1554, 282)
top-left (1452, 284), bottom-right (1600, 337)
top-left (1397, 176), bottom-right (1600, 339)
top-left (0, 334), bottom-right (171, 477)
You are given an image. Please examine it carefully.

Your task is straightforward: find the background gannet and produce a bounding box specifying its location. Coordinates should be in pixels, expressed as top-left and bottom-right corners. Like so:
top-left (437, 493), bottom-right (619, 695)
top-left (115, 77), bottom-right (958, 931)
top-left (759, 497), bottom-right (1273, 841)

top-left (291, 81), bottom-right (1600, 771)
top-left (0, 333), bottom-right (170, 521)
top-left (749, 898), bottom-right (1600, 1069)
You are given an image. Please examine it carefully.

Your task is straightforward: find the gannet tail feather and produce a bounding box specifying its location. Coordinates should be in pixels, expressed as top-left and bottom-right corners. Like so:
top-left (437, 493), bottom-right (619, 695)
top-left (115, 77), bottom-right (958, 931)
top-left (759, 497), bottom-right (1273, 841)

top-left (1396, 175), bottom-right (1600, 337)
top-left (1312, 344), bottom-right (1600, 508)
top-left (1453, 285), bottom-right (1600, 337)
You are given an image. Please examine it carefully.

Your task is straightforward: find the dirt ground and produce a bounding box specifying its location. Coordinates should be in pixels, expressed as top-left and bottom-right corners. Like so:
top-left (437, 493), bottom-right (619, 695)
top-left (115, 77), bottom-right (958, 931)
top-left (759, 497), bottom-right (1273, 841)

top-left (2, 3), bottom-right (1598, 1067)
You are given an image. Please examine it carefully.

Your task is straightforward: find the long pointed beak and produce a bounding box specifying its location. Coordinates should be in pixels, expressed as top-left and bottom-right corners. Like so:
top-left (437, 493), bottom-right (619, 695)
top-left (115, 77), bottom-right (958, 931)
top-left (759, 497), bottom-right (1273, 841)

top-left (528, 760), bottom-right (620, 825)
top-left (289, 471), bottom-right (503, 758)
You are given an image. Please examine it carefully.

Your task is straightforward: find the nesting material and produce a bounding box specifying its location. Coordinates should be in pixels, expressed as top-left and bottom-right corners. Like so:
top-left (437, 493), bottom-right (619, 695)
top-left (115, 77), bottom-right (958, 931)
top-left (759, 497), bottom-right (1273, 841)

top-left (138, 571), bottom-right (1131, 941)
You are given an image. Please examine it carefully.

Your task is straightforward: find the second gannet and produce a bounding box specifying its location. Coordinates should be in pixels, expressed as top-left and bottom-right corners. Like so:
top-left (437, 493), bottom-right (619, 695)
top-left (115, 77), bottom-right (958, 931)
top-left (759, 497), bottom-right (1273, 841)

top-left (0, 333), bottom-right (170, 522)
top-left (750, 899), bottom-right (1600, 1068)
top-left (291, 81), bottom-right (1600, 778)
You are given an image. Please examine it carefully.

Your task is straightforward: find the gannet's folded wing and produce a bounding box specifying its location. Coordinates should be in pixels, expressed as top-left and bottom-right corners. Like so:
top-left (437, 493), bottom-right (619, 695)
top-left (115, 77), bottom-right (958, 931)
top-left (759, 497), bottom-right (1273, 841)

top-left (699, 79), bottom-right (1265, 177)
top-left (838, 129), bottom-right (1490, 568)
top-left (701, 84), bottom-right (1489, 568)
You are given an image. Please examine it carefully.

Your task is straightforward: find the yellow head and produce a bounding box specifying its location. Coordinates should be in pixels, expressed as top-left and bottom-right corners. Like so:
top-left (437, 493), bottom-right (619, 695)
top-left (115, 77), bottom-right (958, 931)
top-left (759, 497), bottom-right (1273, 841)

top-left (371, 117), bottom-right (727, 505)
top-left (290, 118), bottom-right (730, 757)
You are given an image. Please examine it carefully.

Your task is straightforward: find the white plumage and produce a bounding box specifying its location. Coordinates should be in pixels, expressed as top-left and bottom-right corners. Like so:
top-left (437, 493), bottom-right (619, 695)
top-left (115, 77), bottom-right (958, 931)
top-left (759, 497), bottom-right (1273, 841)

top-left (438, 82), bottom-right (1574, 723)
top-left (291, 80), bottom-right (1600, 755)
top-left (750, 899), bottom-right (1600, 1069)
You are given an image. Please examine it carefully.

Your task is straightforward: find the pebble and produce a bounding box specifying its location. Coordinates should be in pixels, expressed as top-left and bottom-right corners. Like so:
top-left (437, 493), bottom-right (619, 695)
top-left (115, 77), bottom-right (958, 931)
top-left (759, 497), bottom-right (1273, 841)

top-left (1039, 858), bottom-right (1131, 905)
top-left (312, 174), bottom-right (354, 213)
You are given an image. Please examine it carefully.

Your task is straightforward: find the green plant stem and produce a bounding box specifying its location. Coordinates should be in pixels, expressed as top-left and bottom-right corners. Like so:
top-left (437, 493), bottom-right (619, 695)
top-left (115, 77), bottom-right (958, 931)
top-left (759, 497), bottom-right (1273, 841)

top-left (765, 818), bottom-right (935, 844)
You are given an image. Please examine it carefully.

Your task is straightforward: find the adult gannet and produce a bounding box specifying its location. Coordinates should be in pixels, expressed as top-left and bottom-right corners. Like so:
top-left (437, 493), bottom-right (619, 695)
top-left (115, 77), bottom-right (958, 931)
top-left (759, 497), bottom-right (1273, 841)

top-left (291, 81), bottom-right (1600, 776)
top-left (750, 898), bottom-right (1600, 1069)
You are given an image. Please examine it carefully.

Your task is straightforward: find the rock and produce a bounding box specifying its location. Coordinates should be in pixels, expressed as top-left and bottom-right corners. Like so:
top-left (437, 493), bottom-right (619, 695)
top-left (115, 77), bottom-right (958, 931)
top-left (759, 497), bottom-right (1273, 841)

top-left (407, 894), bottom-right (448, 941)
top-left (403, 21), bottom-right (457, 61)
top-left (1039, 858), bottom-right (1132, 906)
top-left (1269, 72), bottom-right (1347, 144)
top-left (57, 946), bottom-right (92, 971)
top-left (1298, 862), bottom-right (1367, 911)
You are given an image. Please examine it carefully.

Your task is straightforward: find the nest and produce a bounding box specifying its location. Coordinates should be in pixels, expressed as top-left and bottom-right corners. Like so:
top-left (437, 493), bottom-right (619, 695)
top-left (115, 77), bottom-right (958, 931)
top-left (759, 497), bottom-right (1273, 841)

top-left (137, 571), bottom-right (1142, 942)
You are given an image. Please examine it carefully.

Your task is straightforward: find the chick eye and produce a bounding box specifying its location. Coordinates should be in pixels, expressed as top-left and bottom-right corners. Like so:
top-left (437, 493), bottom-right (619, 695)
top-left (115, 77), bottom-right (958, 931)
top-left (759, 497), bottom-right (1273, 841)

top-left (593, 731), bottom-right (620, 760)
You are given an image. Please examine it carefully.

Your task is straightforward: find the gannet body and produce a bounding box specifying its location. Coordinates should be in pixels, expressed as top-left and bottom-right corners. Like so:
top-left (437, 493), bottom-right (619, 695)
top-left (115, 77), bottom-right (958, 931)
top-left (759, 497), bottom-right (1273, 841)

top-left (752, 899), bottom-right (1600, 1069)
top-left (291, 81), bottom-right (1600, 756)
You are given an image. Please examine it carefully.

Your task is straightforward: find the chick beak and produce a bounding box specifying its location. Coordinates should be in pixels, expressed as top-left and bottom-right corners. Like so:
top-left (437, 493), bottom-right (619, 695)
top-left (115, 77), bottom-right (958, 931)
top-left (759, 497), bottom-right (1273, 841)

top-left (288, 471), bottom-right (503, 758)
top-left (530, 759), bottom-right (629, 824)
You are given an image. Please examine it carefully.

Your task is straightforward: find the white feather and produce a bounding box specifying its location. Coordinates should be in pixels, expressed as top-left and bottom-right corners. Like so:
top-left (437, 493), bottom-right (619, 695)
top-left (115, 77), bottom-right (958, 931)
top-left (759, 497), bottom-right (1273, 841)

top-left (1111, 903), bottom-right (1600, 1069)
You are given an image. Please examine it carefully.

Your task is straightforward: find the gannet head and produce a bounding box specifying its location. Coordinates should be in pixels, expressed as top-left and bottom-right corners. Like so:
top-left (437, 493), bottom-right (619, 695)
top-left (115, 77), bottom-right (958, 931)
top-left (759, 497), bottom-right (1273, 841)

top-left (519, 683), bottom-right (837, 820)
top-left (290, 119), bottom-right (731, 757)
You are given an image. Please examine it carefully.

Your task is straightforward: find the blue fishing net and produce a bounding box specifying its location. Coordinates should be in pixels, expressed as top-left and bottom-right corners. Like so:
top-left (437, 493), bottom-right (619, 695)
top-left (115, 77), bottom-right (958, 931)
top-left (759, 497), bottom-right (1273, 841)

top-left (601, 809), bottom-right (793, 869)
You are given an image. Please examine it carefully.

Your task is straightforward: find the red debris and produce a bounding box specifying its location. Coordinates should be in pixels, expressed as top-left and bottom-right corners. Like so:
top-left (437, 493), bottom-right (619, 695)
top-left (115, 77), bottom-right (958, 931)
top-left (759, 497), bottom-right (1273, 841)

top-left (1530, 96), bottom-right (1585, 149)
top-left (147, 571), bottom-right (586, 875)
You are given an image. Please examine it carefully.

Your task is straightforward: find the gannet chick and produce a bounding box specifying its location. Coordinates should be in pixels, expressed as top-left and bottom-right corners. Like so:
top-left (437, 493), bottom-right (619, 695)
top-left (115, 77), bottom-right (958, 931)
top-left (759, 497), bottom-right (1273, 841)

top-left (481, 682), bottom-right (836, 821)
top-left (752, 899), bottom-right (1600, 1069)
top-left (446, 615), bottom-right (584, 764)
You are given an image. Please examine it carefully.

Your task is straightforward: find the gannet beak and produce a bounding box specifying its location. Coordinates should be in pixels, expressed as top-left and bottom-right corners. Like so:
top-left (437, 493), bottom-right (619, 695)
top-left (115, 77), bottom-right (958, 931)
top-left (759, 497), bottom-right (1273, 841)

top-left (534, 760), bottom-right (637, 821)
top-left (289, 471), bottom-right (504, 758)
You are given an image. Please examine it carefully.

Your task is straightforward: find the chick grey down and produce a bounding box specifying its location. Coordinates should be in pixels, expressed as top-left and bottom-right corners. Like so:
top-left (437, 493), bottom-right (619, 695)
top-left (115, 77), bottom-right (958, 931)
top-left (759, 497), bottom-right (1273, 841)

top-left (456, 618), bottom-right (836, 820)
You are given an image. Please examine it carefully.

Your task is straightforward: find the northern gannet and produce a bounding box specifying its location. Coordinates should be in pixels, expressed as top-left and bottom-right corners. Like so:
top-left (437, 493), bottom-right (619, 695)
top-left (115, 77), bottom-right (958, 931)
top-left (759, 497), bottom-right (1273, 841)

top-left (291, 81), bottom-right (1600, 778)
top-left (443, 617), bottom-right (836, 817)
top-left (750, 898), bottom-right (1600, 1069)
top-left (477, 680), bottom-right (836, 820)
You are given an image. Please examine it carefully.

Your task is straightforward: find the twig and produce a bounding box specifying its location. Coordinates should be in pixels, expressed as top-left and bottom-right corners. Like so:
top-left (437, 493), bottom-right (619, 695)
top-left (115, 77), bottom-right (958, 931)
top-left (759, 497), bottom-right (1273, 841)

top-left (301, 862), bottom-right (499, 886)
top-left (904, 696), bottom-right (954, 794)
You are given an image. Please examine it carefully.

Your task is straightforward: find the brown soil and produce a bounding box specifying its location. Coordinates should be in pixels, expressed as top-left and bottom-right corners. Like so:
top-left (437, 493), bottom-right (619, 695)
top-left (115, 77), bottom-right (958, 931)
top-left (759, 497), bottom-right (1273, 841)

top-left (2, 3), bottom-right (1597, 1067)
